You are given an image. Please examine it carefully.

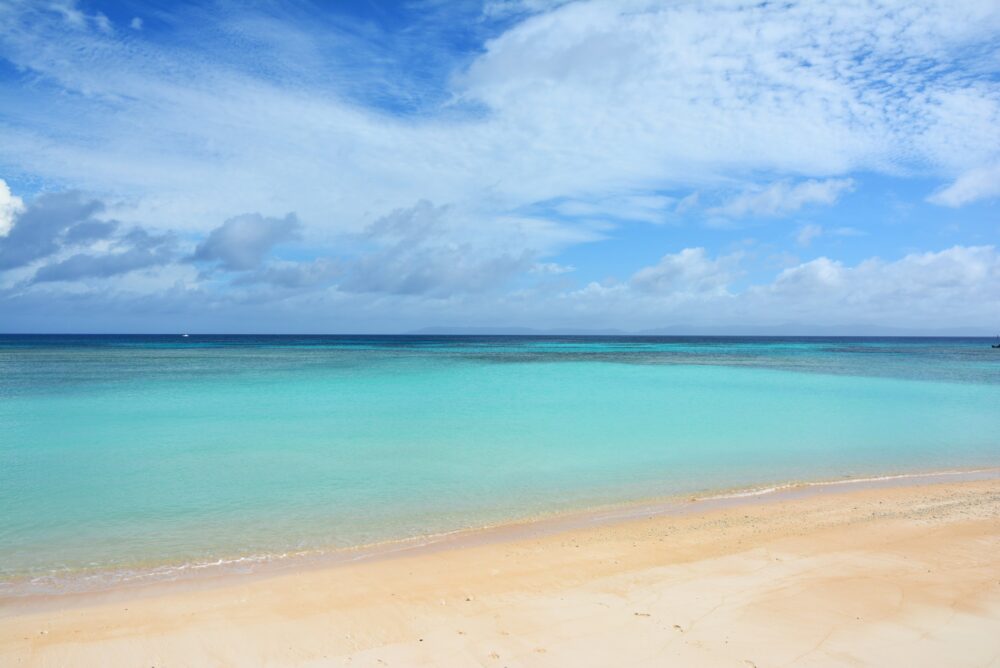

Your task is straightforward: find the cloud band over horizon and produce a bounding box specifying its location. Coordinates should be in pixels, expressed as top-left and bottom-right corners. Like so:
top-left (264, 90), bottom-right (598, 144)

top-left (0, 0), bottom-right (998, 333)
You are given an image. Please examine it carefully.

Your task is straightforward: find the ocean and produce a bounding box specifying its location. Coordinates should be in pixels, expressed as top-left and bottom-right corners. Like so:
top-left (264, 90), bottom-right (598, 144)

top-left (1, 335), bottom-right (998, 594)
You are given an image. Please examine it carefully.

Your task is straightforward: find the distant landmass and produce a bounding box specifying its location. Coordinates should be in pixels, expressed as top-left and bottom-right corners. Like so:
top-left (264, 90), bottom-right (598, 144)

top-left (406, 325), bottom-right (997, 337)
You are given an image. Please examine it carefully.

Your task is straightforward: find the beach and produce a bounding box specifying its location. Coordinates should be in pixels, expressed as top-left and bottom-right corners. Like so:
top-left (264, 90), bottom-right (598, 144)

top-left (5, 0), bottom-right (1000, 662)
top-left (3, 474), bottom-right (998, 667)
top-left (3, 0), bottom-right (998, 661)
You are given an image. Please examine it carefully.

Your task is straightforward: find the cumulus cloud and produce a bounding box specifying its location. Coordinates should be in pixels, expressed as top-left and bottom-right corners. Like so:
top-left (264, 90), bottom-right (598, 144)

top-left (0, 178), bottom-right (24, 237)
top-left (0, 2), bottom-right (997, 332)
top-left (769, 247), bottom-right (997, 299)
top-left (711, 179), bottom-right (855, 219)
top-left (927, 163), bottom-right (1000, 207)
top-left (3, 238), bottom-right (998, 333)
top-left (631, 248), bottom-right (741, 297)
top-left (0, 188), bottom-right (180, 284)
top-left (541, 245), bottom-right (999, 332)
top-left (533, 244), bottom-right (1000, 331)
top-left (192, 213), bottom-right (301, 271)
top-left (33, 228), bottom-right (176, 283)
top-left (0, 192), bottom-right (110, 270)
top-left (748, 246), bottom-right (1000, 323)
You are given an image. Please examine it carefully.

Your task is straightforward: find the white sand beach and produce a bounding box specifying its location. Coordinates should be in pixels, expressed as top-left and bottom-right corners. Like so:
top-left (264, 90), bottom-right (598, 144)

top-left (2, 475), bottom-right (999, 667)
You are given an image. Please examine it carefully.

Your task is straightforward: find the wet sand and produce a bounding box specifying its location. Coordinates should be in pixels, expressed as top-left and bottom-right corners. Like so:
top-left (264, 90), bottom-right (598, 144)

top-left (2, 475), bottom-right (999, 667)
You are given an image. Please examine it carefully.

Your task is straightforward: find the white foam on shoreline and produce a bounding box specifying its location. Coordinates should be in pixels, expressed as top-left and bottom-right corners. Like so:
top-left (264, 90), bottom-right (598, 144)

top-left (3, 465), bottom-right (998, 599)
top-left (695, 467), bottom-right (997, 501)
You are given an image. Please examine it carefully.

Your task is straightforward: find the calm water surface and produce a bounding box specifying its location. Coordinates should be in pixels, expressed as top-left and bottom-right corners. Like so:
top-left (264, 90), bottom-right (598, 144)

top-left (1, 335), bottom-right (998, 592)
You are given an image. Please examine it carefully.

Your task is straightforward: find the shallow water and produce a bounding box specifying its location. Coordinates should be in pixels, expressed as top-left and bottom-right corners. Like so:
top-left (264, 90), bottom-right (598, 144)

top-left (1, 335), bottom-right (998, 592)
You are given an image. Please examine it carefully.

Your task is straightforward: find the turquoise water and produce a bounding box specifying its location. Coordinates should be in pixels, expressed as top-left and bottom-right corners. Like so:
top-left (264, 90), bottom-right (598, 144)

top-left (1, 335), bottom-right (998, 592)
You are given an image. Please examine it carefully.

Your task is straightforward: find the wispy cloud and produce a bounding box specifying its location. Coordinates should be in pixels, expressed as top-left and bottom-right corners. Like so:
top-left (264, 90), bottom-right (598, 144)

top-left (1, 0), bottom-right (996, 234)
top-left (928, 163), bottom-right (1000, 206)
top-left (711, 179), bottom-right (855, 219)
top-left (340, 200), bottom-right (534, 296)
top-left (796, 224), bottom-right (865, 247)
top-left (0, 0), bottom-right (998, 331)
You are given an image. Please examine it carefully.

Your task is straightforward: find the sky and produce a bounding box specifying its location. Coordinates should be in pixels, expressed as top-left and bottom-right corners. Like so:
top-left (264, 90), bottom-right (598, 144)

top-left (0, 0), bottom-right (998, 334)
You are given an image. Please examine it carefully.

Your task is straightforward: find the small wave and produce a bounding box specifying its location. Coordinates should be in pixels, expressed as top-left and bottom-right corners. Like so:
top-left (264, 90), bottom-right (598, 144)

top-left (696, 485), bottom-right (792, 500)
top-left (693, 467), bottom-right (997, 502)
top-left (0, 551), bottom-right (312, 598)
top-left (3, 466), bottom-right (997, 599)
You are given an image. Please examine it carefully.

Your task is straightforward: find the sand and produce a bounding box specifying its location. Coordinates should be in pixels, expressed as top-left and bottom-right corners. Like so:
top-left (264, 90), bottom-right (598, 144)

top-left (2, 476), bottom-right (999, 667)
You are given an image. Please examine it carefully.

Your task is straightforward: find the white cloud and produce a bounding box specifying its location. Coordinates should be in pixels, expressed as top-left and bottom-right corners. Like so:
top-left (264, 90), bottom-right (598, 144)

top-left (552, 194), bottom-right (676, 224)
top-left (0, 0), bottom-right (997, 243)
top-left (460, 0), bottom-right (1000, 189)
top-left (130, 17), bottom-right (143, 31)
top-left (0, 2), bottom-right (998, 331)
top-left (192, 213), bottom-right (301, 272)
top-left (0, 179), bottom-right (25, 237)
top-left (928, 163), bottom-right (1000, 206)
top-left (674, 192), bottom-right (699, 215)
top-left (747, 245), bottom-right (1000, 324)
top-left (712, 179), bottom-right (855, 219)
top-left (339, 200), bottom-right (561, 296)
top-left (631, 247), bottom-right (741, 298)
top-left (44, 1), bottom-right (113, 33)
top-left (796, 224), bottom-right (824, 247)
top-left (482, 0), bottom-right (576, 19)
top-left (93, 12), bottom-right (112, 34)
top-left (49, 2), bottom-right (87, 29)
top-left (536, 245), bottom-right (1000, 330)
top-left (795, 224), bottom-right (864, 247)
top-left (531, 262), bottom-right (575, 275)
top-left (4, 241), bottom-right (997, 332)
top-left (476, 245), bottom-right (995, 332)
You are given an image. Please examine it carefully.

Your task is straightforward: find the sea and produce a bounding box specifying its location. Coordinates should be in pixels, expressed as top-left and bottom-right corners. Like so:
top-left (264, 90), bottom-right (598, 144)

top-left (1, 335), bottom-right (998, 595)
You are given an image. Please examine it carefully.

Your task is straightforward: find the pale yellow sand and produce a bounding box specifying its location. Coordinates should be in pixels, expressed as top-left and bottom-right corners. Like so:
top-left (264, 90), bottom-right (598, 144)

top-left (2, 478), bottom-right (999, 667)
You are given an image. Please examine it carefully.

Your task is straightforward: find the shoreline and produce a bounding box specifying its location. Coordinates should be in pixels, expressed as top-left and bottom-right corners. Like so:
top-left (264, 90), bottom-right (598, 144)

top-left (2, 474), bottom-right (998, 665)
top-left (0, 465), bottom-right (996, 609)
top-left (3, 465), bottom-right (999, 604)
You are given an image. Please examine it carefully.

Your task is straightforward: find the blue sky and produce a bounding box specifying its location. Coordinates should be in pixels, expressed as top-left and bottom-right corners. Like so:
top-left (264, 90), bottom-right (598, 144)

top-left (0, 0), bottom-right (998, 333)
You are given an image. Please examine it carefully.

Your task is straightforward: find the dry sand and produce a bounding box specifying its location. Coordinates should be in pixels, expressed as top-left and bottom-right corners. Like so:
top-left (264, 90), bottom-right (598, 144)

top-left (2, 476), bottom-right (999, 667)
